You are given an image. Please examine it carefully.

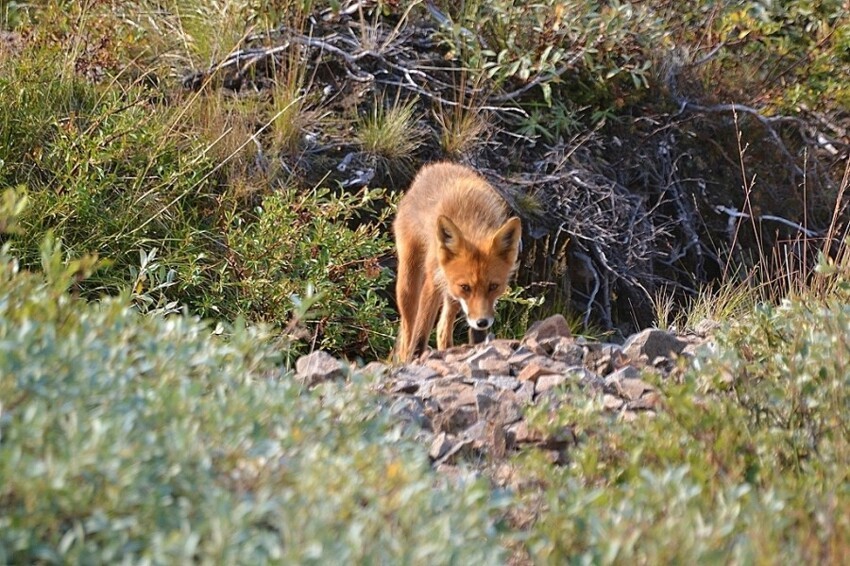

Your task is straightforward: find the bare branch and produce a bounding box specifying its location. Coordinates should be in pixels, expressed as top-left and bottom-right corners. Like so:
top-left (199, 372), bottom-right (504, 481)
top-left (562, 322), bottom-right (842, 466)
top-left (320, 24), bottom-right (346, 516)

top-left (712, 204), bottom-right (821, 238)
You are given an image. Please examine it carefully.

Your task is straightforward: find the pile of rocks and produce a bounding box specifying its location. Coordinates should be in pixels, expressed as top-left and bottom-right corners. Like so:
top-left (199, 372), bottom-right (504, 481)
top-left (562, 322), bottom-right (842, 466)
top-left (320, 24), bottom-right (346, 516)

top-left (294, 315), bottom-right (712, 470)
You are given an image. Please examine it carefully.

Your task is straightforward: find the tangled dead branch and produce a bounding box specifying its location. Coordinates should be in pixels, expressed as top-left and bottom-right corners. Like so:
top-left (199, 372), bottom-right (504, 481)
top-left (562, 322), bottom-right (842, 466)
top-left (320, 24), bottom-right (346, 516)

top-left (666, 58), bottom-right (850, 186)
top-left (479, 140), bottom-right (670, 332)
top-left (182, 10), bottom-right (519, 115)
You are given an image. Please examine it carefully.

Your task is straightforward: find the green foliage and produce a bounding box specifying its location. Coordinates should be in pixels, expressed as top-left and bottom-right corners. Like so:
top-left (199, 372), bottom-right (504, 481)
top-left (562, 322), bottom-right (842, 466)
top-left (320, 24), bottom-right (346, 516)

top-left (511, 297), bottom-right (850, 562)
top-left (1, 1), bottom-right (28, 29)
top-left (714, 0), bottom-right (850, 111)
top-left (0, 37), bottom-right (399, 359)
top-left (229, 186), bottom-right (397, 359)
top-left (434, 104), bottom-right (488, 157)
top-left (6, 188), bottom-right (850, 563)
top-left (0, 46), bottom-right (222, 306)
top-left (432, 0), bottom-right (662, 106)
top-left (492, 283), bottom-right (546, 340)
top-left (2, 2), bottom-right (850, 559)
top-left (356, 97), bottom-right (426, 171)
top-left (653, 278), bottom-right (757, 333)
top-left (0, 227), bottom-right (503, 563)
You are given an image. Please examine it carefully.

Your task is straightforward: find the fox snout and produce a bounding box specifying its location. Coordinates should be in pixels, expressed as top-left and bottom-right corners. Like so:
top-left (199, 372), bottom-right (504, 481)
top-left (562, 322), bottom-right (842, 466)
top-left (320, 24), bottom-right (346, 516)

top-left (457, 299), bottom-right (495, 331)
top-left (469, 317), bottom-right (494, 331)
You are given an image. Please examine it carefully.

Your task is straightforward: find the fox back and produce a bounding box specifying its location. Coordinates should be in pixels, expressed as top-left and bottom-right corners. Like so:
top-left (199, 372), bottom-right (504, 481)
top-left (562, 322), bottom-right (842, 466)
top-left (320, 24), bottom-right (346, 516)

top-left (393, 162), bottom-right (521, 361)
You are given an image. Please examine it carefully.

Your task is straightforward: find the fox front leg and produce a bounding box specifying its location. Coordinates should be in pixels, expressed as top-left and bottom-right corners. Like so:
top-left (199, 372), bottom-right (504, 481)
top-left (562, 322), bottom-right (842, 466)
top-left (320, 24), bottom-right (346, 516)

top-left (436, 295), bottom-right (460, 350)
top-left (408, 277), bottom-right (442, 359)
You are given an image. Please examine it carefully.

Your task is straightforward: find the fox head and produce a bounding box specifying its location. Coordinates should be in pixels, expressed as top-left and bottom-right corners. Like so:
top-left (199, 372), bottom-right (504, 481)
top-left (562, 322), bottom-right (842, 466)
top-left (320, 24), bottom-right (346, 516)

top-left (436, 215), bottom-right (522, 332)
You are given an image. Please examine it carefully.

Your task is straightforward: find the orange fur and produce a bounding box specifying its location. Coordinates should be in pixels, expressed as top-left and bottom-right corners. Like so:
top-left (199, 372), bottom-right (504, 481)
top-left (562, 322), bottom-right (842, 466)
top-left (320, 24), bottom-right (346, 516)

top-left (393, 162), bottom-right (522, 361)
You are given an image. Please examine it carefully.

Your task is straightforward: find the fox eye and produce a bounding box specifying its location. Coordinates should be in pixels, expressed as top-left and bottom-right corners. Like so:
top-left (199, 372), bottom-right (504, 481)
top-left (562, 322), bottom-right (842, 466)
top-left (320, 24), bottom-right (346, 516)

top-left (488, 283), bottom-right (499, 292)
top-left (459, 284), bottom-right (471, 293)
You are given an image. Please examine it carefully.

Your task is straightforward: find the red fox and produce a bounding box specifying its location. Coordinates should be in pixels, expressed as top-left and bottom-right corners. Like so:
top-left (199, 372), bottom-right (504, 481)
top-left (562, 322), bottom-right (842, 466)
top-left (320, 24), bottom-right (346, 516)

top-left (393, 162), bottom-right (522, 361)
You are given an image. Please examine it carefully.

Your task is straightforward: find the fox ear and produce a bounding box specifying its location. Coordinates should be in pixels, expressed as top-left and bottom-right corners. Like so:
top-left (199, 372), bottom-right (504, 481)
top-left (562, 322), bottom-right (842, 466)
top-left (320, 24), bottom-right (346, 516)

top-left (437, 215), bottom-right (463, 257)
top-left (491, 217), bottom-right (522, 261)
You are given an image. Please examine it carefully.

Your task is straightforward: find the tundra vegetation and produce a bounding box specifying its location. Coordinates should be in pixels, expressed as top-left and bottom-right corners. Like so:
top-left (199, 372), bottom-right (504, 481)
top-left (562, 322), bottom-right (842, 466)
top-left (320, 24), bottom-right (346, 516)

top-left (1, 0), bottom-right (849, 562)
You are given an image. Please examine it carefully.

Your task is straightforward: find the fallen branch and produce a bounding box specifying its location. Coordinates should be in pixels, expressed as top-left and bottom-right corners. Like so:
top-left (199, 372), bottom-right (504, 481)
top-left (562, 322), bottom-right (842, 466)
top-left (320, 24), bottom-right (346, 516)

top-left (677, 100), bottom-right (805, 178)
top-left (713, 204), bottom-right (820, 238)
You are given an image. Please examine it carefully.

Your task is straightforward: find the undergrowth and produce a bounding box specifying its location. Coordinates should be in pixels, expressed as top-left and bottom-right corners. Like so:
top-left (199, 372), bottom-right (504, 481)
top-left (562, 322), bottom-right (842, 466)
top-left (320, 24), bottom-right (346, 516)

top-left (1, 1), bottom-right (850, 561)
top-left (3, 185), bottom-right (850, 562)
top-left (0, 210), bottom-right (503, 563)
top-left (513, 293), bottom-right (850, 563)
top-left (0, 23), bottom-right (397, 358)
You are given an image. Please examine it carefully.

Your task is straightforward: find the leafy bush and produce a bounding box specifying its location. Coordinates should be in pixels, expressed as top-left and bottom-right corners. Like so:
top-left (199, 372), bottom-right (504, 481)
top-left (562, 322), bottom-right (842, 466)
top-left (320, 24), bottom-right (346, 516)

top-left (228, 185), bottom-right (397, 359)
top-left (0, 45), bottom-right (223, 305)
top-left (431, 0), bottom-right (662, 105)
top-left (0, 35), bottom-right (400, 359)
top-left (712, 1), bottom-right (850, 111)
top-left (511, 297), bottom-right (850, 562)
top-left (0, 223), bottom-right (503, 563)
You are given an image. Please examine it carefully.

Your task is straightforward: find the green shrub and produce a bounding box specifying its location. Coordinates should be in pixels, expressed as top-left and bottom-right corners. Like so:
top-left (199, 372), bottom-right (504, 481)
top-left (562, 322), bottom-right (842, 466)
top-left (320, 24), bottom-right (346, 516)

top-left (0, 40), bottom-right (400, 359)
top-left (0, 224), bottom-right (503, 563)
top-left (511, 297), bottom-right (850, 562)
top-left (228, 185), bottom-right (397, 360)
top-left (0, 45), bottom-right (224, 307)
top-left (712, 1), bottom-right (850, 111)
top-left (431, 0), bottom-right (662, 106)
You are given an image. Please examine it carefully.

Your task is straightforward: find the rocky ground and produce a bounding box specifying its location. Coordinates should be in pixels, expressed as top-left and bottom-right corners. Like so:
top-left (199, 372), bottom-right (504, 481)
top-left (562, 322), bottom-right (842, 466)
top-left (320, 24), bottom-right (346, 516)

top-left (294, 315), bottom-right (715, 483)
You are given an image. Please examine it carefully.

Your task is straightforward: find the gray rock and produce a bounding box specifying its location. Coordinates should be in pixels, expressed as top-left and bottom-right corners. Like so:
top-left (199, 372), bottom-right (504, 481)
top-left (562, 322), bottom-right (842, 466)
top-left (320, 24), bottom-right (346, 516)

top-left (534, 366), bottom-right (593, 394)
top-left (549, 339), bottom-right (585, 365)
top-left (523, 314), bottom-right (572, 342)
top-left (432, 381), bottom-right (476, 411)
top-left (616, 377), bottom-right (655, 401)
top-left (517, 357), bottom-right (568, 382)
top-left (627, 391), bottom-right (663, 411)
top-left (460, 364), bottom-right (489, 380)
top-left (462, 420), bottom-right (488, 444)
top-left (535, 372), bottom-right (570, 394)
top-left (478, 358), bottom-right (511, 375)
top-left (488, 339), bottom-right (520, 357)
top-left (582, 342), bottom-right (624, 375)
top-left (603, 394), bottom-right (624, 410)
top-left (475, 390), bottom-right (498, 419)
top-left (393, 364), bottom-right (439, 382)
top-left (466, 345), bottom-right (504, 367)
top-left (295, 350), bottom-right (345, 386)
top-left (605, 365), bottom-right (641, 383)
top-left (431, 434), bottom-right (475, 466)
top-left (565, 367), bottom-right (598, 383)
top-left (414, 379), bottom-right (435, 399)
top-left (495, 390), bottom-right (523, 424)
top-left (433, 405), bottom-right (478, 434)
top-left (361, 361), bottom-right (390, 378)
top-left (507, 346), bottom-right (536, 368)
top-left (429, 432), bottom-right (453, 460)
top-left (424, 358), bottom-right (454, 376)
top-left (390, 379), bottom-right (421, 394)
top-left (505, 420), bottom-right (539, 444)
top-left (622, 328), bottom-right (687, 362)
top-left (389, 396), bottom-right (429, 428)
top-left (472, 381), bottom-right (498, 397)
top-left (444, 347), bottom-right (475, 364)
top-left (488, 374), bottom-right (520, 391)
top-left (471, 385), bottom-right (522, 424)
top-left (515, 381), bottom-right (536, 404)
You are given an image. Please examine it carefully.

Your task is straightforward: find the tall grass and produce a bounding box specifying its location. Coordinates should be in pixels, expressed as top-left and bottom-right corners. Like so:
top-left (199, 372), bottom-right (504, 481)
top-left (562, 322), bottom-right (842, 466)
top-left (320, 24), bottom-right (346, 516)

top-left (0, 3), bottom-right (399, 358)
top-left (655, 108), bottom-right (850, 330)
top-left (356, 96), bottom-right (426, 174)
